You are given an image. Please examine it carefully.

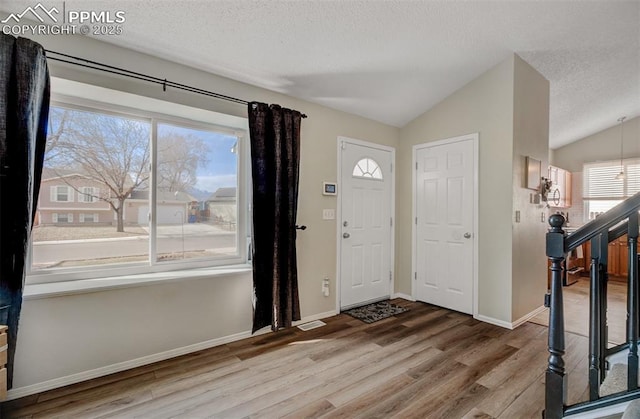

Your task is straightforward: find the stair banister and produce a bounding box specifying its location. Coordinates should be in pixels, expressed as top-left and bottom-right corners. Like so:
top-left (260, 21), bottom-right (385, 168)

top-left (589, 232), bottom-right (603, 400)
top-left (627, 214), bottom-right (639, 390)
top-left (545, 191), bottom-right (640, 418)
top-left (609, 220), bottom-right (629, 242)
top-left (546, 213), bottom-right (567, 419)
top-left (565, 191), bottom-right (640, 252)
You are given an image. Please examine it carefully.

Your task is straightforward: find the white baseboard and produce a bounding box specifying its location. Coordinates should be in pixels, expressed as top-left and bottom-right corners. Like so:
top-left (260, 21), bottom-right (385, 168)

top-left (474, 314), bottom-right (513, 329)
top-left (7, 330), bottom-right (251, 400)
top-left (392, 293), bottom-right (415, 301)
top-left (511, 305), bottom-right (546, 329)
top-left (7, 310), bottom-right (338, 401)
top-left (294, 310), bottom-right (337, 326)
top-left (475, 305), bottom-right (547, 330)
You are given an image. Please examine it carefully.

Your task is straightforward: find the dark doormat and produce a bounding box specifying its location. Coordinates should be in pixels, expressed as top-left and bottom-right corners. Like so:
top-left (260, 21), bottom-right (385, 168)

top-left (344, 301), bottom-right (409, 323)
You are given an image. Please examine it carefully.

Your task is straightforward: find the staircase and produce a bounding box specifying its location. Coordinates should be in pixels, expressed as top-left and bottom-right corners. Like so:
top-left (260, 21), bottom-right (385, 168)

top-left (545, 191), bottom-right (640, 418)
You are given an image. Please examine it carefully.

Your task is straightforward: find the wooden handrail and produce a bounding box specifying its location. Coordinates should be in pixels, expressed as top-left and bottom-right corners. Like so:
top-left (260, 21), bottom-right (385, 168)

top-left (565, 191), bottom-right (640, 252)
top-left (609, 221), bottom-right (629, 242)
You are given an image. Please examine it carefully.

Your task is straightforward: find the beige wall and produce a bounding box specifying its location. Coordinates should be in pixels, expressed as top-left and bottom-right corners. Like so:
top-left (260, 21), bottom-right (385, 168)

top-left (397, 54), bottom-right (550, 325)
top-left (552, 115), bottom-right (640, 173)
top-left (551, 115), bottom-right (640, 226)
top-left (14, 36), bottom-right (552, 393)
top-left (398, 56), bottom-right (516, 323)
top-left (13, 34), bottom-right (399, 390)
top-left (511, 56), bottom-right (550, 321)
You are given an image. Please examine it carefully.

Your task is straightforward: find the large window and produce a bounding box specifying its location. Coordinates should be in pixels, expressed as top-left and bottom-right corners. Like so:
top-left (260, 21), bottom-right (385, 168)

top-left (29, 101), bottom-right (246, 283)
top-left (583, 158), bottom-right (640, 220)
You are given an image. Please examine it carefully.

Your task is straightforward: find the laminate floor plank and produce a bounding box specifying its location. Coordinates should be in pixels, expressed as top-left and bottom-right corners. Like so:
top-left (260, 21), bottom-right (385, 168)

top-left (475, 349), bottom-right (550, 417)
top-left (323, 347), bottom-right (442, 408)
top-left (2, 301), bottom-right (594, 419)
top-left (355, 361), bottom-right (470, 419)
top-left (529, 277), bottom-right (627, 346)
top-left (248, 344), bottom-right (431, 419)
top-left (391, 342), bottom-right (517, 418)
top-left (280, 399), bottom-right (336, 419)
top-left (320, 373), bottom-right (416, 419)
top-left (462, 407), bottom-right (495, 418)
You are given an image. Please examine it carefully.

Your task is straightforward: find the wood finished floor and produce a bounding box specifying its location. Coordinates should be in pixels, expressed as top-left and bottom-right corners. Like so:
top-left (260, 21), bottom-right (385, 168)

top-left (2, 300), bottom-right (590, 419)
top-left (529, 276), bottom-right (628, 346)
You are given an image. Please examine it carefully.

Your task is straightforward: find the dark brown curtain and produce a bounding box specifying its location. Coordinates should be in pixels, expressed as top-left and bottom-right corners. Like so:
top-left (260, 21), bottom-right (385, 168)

top-left (0, 34), bottom-right (50, 387)
top-left (248, 102), bottom-right (302, 333)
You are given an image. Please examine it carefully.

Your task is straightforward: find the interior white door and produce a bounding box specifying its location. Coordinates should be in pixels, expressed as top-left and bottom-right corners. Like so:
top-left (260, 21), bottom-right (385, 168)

top-left (415, 137), bottom-right (475, 314)
top-left (340, 141), bottom-right (393, 310)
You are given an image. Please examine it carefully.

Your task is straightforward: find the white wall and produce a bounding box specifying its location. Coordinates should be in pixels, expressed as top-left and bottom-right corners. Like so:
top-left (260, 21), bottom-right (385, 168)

top-left (398, 55), bottom-right (516, 324)
top-left (12, 33), bottom-right (399, 392)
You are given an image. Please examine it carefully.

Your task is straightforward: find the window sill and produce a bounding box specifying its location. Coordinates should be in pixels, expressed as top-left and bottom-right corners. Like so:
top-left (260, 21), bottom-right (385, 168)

top-left (23, 265), bottom-right (252, 300)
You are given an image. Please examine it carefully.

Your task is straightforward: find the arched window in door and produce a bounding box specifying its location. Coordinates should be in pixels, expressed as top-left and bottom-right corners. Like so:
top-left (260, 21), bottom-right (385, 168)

top-left (352, 158), bottom-right (383, 180)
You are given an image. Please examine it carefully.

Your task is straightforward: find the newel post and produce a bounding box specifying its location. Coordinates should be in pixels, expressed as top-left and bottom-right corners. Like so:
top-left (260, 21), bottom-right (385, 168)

top-left (545, 213), bottom-right (567, 419)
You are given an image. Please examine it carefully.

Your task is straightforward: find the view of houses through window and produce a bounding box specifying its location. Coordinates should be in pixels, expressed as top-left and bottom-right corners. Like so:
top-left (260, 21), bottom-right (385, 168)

top-left (30, 104), bottom-right (242, 279)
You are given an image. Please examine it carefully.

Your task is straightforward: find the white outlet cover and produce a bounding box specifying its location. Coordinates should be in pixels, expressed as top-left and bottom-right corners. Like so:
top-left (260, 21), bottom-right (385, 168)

top-left (323, 209), bottom-right (335, 220)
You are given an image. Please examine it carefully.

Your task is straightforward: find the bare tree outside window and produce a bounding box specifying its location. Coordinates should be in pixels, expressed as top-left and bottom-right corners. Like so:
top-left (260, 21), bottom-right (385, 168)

top-left (157, 132), bottom-right (209, 193)
top-left (31, 105), bottom-right (239, 274)
top-left (46, 107), bottom-right (151, 232)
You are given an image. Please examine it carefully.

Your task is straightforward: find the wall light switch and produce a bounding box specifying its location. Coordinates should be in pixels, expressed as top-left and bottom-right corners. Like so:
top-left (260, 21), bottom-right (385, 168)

top-left (322, 209), bottom-right (335, 220)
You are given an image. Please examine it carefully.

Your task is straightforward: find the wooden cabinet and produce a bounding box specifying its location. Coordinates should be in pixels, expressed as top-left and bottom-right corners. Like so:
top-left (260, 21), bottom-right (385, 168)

top-left (583, 235), bottom-right (634, 278)
top-left (548, 165), bottom-right (572, 208)
top-left (564, 171), bottom-right (572, 208)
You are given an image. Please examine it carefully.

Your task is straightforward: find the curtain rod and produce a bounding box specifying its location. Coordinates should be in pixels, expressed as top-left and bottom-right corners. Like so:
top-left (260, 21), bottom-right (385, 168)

top-left (44, 49), bottom-right (307, 118)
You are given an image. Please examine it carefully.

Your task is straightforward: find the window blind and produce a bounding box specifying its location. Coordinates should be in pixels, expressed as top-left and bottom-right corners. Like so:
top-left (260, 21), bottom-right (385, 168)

top-left (584, 158), bottom-right (640, 200)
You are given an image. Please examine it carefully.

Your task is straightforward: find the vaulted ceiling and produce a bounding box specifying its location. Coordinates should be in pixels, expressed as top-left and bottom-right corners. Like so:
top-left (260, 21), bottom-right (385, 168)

top-left (4, 0), bottom-right (640, 148)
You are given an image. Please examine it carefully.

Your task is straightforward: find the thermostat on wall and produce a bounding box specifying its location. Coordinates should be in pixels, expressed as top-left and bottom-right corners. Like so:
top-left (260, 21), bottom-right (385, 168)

top-left (323, 182), bottom-right (337, 196)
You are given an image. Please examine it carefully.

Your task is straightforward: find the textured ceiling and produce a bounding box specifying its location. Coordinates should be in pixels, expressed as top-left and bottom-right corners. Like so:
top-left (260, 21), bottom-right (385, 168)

top-left (4, 0), bottom-right (640, 148)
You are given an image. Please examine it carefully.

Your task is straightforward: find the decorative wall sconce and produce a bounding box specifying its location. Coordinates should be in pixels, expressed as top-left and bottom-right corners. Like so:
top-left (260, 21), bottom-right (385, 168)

top-left (540, 177), bottom-right (552, 202)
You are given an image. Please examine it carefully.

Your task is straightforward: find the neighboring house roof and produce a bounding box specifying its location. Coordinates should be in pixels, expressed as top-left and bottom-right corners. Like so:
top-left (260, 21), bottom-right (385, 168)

top-left (42, 168), bottom-right (196, 202)
top-left (42, 167), bottom-right (139, 192)
top-left (207, 187), bottom-right (236, 202)
top-left (41, 167), bottom-right (91, 181)
top-left (130, 190), bottom-right (195, 202)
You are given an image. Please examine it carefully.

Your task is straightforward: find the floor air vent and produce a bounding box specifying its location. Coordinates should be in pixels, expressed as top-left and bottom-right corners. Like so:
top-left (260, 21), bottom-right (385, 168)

top-left (297, 320), bottom-right (326, 331)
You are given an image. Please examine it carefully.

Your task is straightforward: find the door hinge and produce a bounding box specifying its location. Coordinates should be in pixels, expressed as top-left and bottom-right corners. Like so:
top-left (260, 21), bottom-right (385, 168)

top-left (390, 163), bottom-right (393, 173)
top-left (341, 142), bottom-right (346, 150)
top-left (389, 271), bottom-right (392, 282)
top-left (414, 272), bottom-right (417, 280)
top-left (415, 217), bottom-right (417, 225)
top-left (390, 217), bottom-right (393, 227)
top-left (415, 162), bottom-right (418, 170)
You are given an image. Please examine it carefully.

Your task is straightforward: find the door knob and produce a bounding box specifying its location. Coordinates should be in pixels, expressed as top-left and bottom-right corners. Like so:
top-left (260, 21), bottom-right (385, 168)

top-left (463, 232), bottom-right (471, 239)
top-left (343, 232), bottom-right (350, 238)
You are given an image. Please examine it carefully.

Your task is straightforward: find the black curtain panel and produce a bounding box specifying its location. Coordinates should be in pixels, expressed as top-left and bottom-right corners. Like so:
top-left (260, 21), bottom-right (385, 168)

top-left (248, 102), bottom-right (302, 333)
top-left (0, 34), bottom-right (50, 388)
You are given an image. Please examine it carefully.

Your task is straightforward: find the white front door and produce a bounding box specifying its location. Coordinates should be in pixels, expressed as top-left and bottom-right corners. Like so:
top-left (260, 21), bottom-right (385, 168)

top-left (414, 135), bottom-right (476, 314)
top-left (339, 139), bottom-right (394, 310)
